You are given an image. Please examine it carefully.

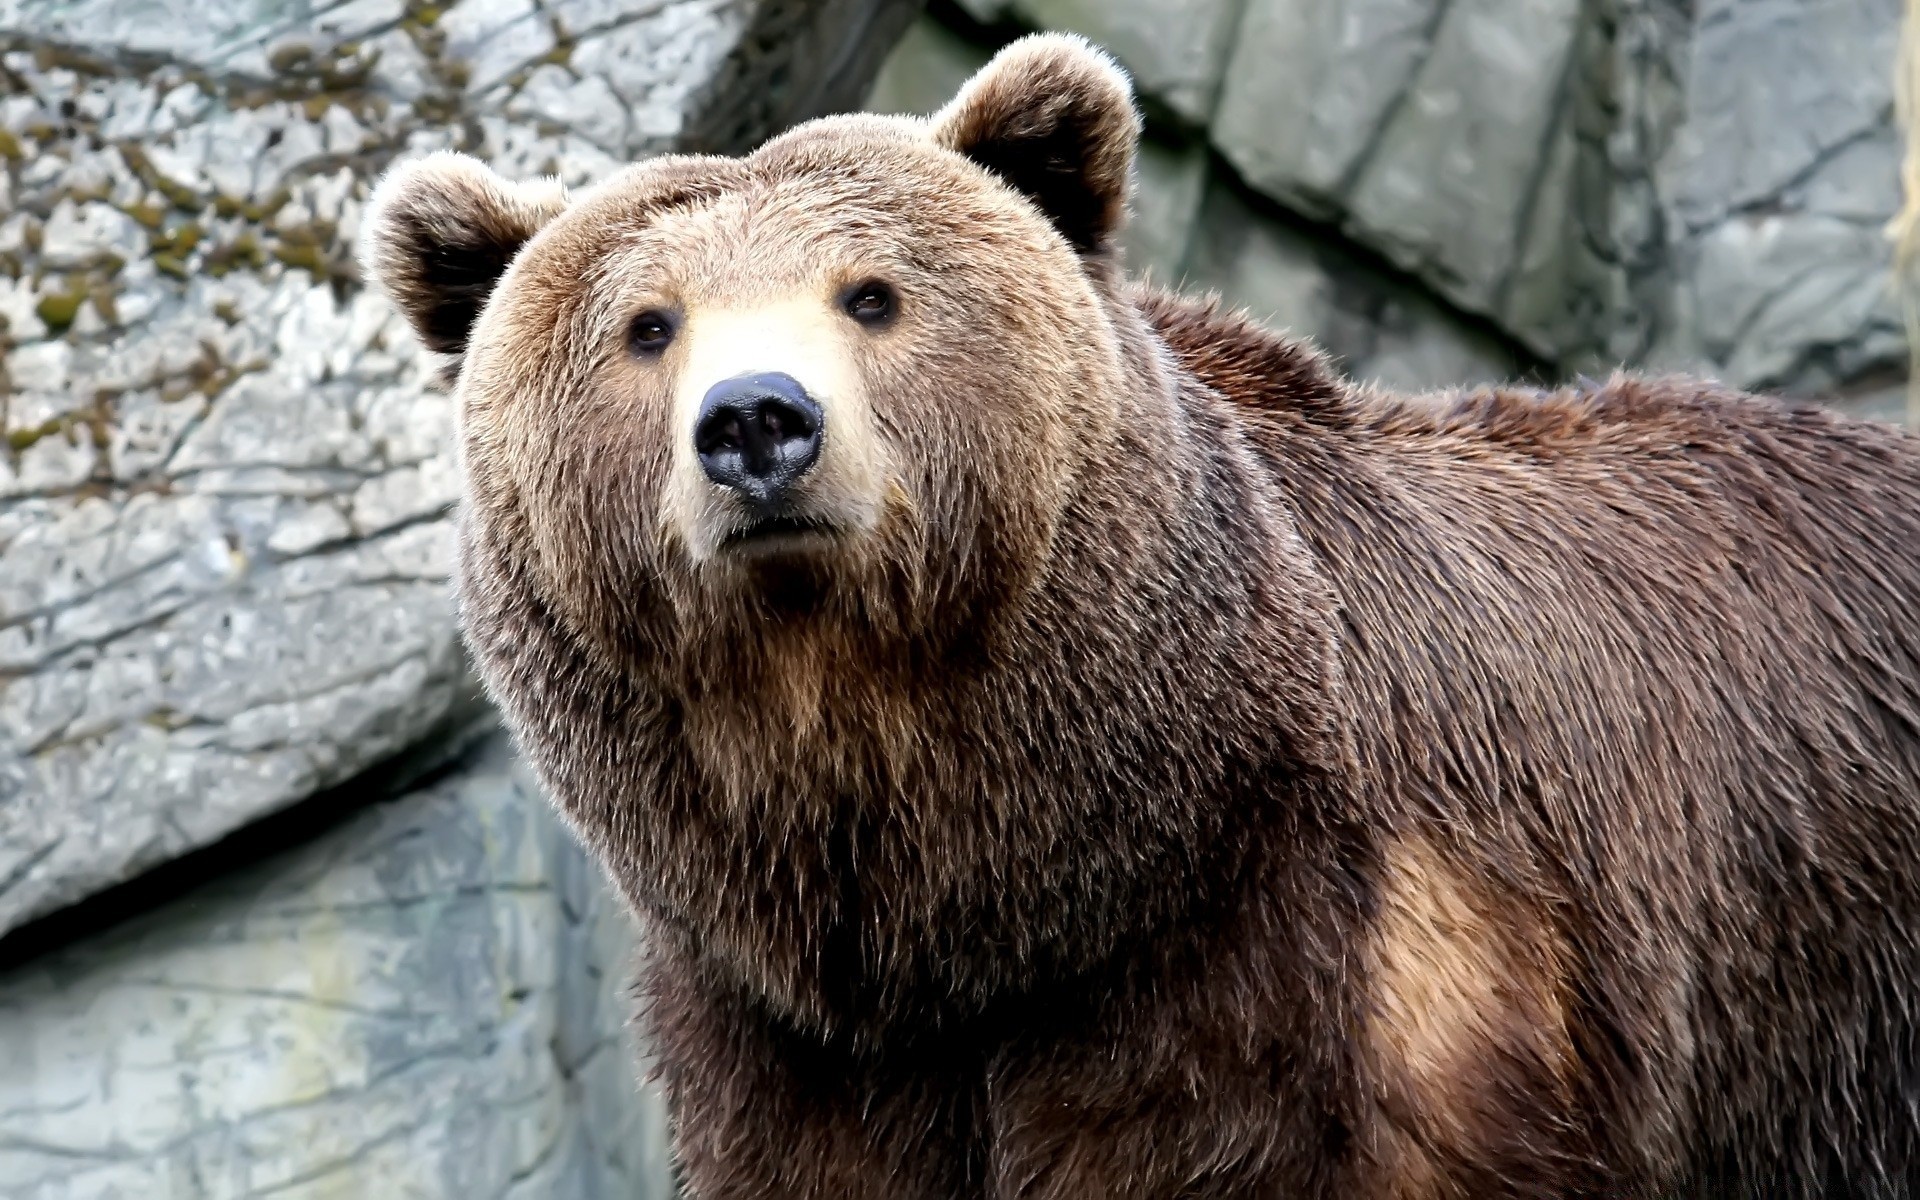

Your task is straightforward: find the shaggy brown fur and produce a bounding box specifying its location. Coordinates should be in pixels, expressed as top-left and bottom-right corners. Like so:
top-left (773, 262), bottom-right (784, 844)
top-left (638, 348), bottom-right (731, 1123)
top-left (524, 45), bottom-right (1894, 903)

top-left (364, 33), bottom-right (1920, 1199)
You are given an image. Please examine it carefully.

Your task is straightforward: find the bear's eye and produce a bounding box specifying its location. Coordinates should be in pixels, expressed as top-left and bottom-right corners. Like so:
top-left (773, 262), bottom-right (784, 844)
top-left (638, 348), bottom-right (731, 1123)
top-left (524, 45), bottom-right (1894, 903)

top-left (628, 310), bottom-right (676, 355)
top-left (843, 281), bottom-right (896, 326)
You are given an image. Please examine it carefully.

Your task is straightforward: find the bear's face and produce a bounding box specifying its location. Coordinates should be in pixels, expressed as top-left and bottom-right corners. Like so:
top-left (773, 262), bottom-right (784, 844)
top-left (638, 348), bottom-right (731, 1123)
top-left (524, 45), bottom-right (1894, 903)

top-left (364, 37), bottom-right (1142, 665)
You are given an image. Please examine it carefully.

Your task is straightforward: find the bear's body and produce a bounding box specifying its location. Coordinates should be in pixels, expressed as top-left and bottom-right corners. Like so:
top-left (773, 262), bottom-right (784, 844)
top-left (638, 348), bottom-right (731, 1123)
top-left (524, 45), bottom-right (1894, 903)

top-left (365, 35), bottom-right (1920, 1198)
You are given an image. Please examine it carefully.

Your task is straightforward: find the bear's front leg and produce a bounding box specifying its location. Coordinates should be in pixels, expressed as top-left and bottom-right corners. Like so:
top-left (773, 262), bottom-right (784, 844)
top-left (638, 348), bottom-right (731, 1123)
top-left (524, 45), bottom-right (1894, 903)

top-left (974, 837), bottom-right (1603, 1199)
top-left (980, 982), bottom-right (1362, 1200)
top-left (978, 980), bottom-right (1598, 1200)
top-left (647, 955), bottom-right (987, 1199)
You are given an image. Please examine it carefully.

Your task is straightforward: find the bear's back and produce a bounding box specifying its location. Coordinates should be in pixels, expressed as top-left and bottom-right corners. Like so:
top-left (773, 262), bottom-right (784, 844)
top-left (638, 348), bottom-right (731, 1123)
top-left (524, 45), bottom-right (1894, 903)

top-left (1141, 283), bottom-right (1920, 1190)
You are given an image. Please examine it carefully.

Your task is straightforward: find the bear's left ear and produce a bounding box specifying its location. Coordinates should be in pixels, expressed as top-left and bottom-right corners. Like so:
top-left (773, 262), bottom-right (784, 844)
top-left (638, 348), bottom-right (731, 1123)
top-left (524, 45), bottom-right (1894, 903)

top-left (930, 33), bottom-right (1140, 256)
top-left (361, 151), bottom-right (571, 361)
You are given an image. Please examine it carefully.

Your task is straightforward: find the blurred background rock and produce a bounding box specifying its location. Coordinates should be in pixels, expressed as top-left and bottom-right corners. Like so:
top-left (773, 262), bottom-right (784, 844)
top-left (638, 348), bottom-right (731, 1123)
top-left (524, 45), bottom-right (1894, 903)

top-left (0, 0), bottom-right (1911, 1196)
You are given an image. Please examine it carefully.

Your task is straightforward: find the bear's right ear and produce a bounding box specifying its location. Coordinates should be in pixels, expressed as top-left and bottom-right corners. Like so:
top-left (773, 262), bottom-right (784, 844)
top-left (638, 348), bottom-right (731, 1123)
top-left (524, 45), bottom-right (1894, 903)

top-left (930, 33), bottom-right (1140, 256)
top-left (361, 152), bottom-right (570, 360)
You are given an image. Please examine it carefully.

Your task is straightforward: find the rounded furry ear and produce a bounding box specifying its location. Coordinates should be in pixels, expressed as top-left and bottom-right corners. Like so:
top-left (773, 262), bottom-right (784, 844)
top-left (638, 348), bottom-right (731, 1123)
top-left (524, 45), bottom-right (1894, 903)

top-left (930, 33), bottom-right (1140, 255)
top-left (360, 151), bottom-right (570, 359)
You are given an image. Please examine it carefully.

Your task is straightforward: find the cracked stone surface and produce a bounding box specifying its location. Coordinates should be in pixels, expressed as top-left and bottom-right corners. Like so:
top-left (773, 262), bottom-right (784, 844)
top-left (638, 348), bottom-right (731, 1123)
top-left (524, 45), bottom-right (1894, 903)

top-left (0, 0), bottom-right (920, 941)
top-left (885, 0), bottom-right (1911, 407)
top-left (1204, 0), bottom-right (1907, 392)
top-left (1645, 0), bottom-right (1907, 401)
top-left (0, 733), bottom-right (674, 1200)
top-left (1010, 0), bottom-right (1239, 126)
top-left (1210, 0), bottom-right (1586, 345)
top-left (866, 7), bottom-right (1529, 389)
top-left (1182, 174), bottom-right (1521, 392)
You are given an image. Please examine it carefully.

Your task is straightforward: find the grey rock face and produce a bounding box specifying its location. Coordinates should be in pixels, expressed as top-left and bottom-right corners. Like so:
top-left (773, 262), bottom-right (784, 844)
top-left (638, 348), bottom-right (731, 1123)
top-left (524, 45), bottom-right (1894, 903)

top-left (934, 0), bottom-right (1239, 126)
top-left (1211, 0), bottom-right (1585, 346)
top-left (1203, 0), bottom-right (1907, 389)
top-left (0, 733), bottom-right (673, 1200)
top-left (864, 14), bottom-right (1528, 391)
top-left (876, 0), bottom-right (1911, 409)
top-left (864, 14), bottom-right (991, 120)
top-left (0, 0), bottom-right (920, 941)
top-left (1184, 177), bottom-right (1520, 392)
top-left (1125, 133), bottom-right (1208, 285)
top-left (1014, 0), bottom-right (1239, 125)
top-left (1645, 0), bottom-right (1907, 400)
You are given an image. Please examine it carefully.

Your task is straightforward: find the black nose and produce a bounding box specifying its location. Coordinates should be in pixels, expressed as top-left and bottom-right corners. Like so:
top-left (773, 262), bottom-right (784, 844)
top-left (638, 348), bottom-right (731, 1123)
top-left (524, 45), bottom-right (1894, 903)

top-left (693, 371), bottom-right (824, 508)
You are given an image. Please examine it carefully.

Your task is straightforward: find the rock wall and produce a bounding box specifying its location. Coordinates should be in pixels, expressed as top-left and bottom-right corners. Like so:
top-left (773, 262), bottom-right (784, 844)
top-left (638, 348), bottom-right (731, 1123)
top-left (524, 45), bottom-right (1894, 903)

top-left (869, 0), bottom-right (1912, 416)
top-left (1, 735), bottom-right (668, 1199)
top-left (0, 2), bottom-right (918, 1196)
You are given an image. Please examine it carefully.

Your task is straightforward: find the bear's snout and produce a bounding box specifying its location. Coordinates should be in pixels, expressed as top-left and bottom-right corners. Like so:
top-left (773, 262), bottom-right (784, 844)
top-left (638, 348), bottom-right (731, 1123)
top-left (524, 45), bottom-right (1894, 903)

top-left (693, 371), bottom-right (824, 510)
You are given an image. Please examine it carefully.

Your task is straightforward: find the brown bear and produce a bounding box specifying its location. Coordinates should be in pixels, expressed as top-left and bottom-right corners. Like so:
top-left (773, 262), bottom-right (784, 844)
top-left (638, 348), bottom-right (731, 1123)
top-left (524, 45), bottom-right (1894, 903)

top-left (363, 33), bottom-right (1920, 1199)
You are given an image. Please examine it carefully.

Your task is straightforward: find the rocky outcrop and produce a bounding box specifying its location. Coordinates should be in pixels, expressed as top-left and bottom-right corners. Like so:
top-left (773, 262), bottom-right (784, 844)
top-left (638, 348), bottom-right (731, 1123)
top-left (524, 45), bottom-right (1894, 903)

top-left (0, 734), bottom-right (672, 1200)
top-left (0, 0), bottom-right (920, 943)
top-left (1642, 0), bottom-right (1905, 411)
top-left (879, 0), bottom-right (1909, 414)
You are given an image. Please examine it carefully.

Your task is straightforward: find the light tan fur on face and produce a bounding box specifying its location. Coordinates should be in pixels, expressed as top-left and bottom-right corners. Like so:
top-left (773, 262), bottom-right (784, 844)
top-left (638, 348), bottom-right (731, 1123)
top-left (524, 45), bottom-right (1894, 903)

top-left (668, 297), bottom-right (891, 561)
top-left (1367, 835), bottom-right (1572, 1195)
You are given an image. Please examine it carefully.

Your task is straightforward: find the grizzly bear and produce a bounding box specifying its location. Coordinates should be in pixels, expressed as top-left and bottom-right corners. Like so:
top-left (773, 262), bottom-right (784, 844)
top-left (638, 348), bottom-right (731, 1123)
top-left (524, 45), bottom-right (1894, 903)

top-left (363, 33), bottom-right (1920, 1199)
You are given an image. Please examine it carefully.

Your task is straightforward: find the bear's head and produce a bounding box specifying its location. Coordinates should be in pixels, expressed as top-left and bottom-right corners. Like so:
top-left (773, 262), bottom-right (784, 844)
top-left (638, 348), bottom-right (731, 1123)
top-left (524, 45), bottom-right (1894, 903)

top-left (364, 35), bottom-right (1145, 683)
top-left (363, 36), bottom-right (1345, 1023)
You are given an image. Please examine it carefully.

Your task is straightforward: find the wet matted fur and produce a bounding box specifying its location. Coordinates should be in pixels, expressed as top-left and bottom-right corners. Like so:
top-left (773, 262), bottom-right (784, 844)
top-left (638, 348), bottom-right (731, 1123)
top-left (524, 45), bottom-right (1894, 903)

top-left (364, 33), bottom-right (1920, 1200)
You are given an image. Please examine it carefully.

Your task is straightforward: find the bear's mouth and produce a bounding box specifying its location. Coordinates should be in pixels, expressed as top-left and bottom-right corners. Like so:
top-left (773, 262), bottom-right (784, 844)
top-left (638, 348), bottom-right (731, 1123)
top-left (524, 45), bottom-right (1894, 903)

top-left (722, 512), bottom-right (836, 550)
